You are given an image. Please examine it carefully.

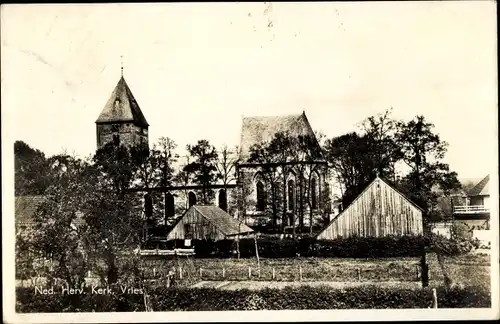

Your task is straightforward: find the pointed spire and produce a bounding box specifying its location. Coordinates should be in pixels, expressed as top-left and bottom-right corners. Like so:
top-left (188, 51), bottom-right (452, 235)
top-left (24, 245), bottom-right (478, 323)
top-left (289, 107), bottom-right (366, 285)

top-left (120, 55), bottom-right (124, 77)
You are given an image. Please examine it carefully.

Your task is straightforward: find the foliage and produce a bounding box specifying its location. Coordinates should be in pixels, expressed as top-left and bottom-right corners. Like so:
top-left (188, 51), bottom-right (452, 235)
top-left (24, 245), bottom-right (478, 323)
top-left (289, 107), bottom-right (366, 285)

top-left (16, 284), bottom-right (490, 312)
top-left (184, 139), bottom-right (220, 204)
top-left (14, 140), bottom-right (52, 195)
top-left (395, 116), bottom-right (461, 215)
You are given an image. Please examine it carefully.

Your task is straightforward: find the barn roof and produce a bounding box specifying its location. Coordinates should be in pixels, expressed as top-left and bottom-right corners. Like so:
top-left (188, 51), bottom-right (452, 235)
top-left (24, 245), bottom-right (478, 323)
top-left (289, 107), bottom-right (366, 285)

top-left (316, 176), bottom-right (423, 238)
top-left (193, 205), bottom-right (254, 237)
top-left (95, 76), bottom-right (149, 128)
top-left (239, 111), bottom-right (318, 161)
top-left (467, 175), bottom-right (489, 197)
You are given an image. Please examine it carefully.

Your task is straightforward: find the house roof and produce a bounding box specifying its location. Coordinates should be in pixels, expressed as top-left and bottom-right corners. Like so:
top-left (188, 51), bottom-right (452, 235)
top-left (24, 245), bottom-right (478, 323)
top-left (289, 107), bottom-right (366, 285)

top-left (15, 195), bottom-right (86, 227)
top-left (95, 76), bottom-right (149, 128)
top-left (468, 175), bottom-right (489, 196)
top-left (15, 195), bottom-right (46, 225)
top-left (193, 205), bottom-right (254, 237)
top-left (239, 111), bottom-right (318, 161)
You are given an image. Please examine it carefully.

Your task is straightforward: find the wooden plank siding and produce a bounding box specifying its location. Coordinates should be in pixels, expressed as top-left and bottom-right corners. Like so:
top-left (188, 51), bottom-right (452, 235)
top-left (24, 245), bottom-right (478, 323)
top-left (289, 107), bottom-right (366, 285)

top-left (166, 207), bottom-right (226, 241)
top-left (317, 177), bottom-right (423, 240)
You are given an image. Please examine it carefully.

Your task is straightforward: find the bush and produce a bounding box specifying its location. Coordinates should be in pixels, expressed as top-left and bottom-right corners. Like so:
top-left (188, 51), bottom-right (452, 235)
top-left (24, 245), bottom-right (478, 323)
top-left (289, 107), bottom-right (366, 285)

top-left (428, 232), bottom-right (481, 256)
top-left (16, 284), bottom-right (490, 312)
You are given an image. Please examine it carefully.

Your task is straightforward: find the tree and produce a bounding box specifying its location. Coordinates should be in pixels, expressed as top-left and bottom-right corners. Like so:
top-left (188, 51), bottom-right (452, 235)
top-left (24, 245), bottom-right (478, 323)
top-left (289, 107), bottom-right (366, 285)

top-left (292, 134), bottom-right (325, 234)
top-left (147, 137), bottom-right (178, 225)
top-left (395, 115), bottom-right (461, 287)
top-left (184, 140), bottom-right (220, 205)
top-left (395, 116), bottom-right (461, 214)
top-left (324, 132), bottom-right (375, 207)
top-left (215, 145), bottom-right (239, 212)
top-left (248, 140), bottom-right (284, 231)
top-left (29, 153), bottom-right (91, 289)
top-left (14, 140), bottom-right (52, 195)
top-left (360, 108), bottom-right (402, 182)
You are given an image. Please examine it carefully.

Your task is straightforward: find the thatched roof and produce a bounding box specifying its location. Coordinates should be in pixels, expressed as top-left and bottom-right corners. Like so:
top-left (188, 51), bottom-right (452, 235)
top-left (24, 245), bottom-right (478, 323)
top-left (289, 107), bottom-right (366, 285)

top-left (239, 111), bottom-right (317, 161)
top-left (95, 76), bottom-right (149, 128)
top-left (191, 205), bottom-right (254, 237)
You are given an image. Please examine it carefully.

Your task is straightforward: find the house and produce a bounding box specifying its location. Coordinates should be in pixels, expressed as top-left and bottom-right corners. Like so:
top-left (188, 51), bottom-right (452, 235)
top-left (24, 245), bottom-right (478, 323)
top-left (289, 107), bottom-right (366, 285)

top-left (166, 205), bottom-right (254, 242)
top-left (316, 176), bottom-right (423, 240)
top-left (452, 175), bottom-right (491, 244)
top-left (236, 111), bottom-right (330, 230)
top-left (15, 195), bottom-right (46, 233)
top-left (15, 195), bottom-right (86, 234)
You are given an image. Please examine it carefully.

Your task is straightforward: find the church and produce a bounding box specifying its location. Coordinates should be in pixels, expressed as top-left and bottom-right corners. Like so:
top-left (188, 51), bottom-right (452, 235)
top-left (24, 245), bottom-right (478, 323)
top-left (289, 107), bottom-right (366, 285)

top-left (95, 72), bottom-right (333, 235)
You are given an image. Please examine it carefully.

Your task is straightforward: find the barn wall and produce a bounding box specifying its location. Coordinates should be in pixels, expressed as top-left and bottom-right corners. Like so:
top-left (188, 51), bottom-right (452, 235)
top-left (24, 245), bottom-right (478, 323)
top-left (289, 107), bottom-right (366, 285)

top-left (317, 178), bottom-right (423, 239)
top-left (166, 208), bottom-right (225, 241)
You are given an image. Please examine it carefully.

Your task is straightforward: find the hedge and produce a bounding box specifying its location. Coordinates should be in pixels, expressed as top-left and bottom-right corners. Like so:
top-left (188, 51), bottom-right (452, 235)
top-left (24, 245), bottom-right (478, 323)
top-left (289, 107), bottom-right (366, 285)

top-left (206, 233), bottom-right (480, 259)
top-left (16, 284), bottom-right (490, 312)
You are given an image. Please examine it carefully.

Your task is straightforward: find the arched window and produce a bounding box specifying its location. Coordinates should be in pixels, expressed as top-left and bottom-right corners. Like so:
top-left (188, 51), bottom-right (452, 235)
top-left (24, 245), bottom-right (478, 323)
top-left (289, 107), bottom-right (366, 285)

top-left (188, 192), bottom-right (197, 207)
top-left (144, 193), bottom-right (153, 219)
top-left (256, 181), bottom-right (266, 212)
top-left (287, 179), bottom-right (295, 211)
top-left (311, 177), bottom-right (317, 210)
top-left (165, 193), bottom-right (175, 219)
top-left (218, 189), bottom-right (228, 211)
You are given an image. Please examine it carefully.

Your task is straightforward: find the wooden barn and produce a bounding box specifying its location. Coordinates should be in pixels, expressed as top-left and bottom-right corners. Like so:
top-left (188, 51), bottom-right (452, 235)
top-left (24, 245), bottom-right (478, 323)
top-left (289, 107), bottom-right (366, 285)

top-left (317, 176), bottom-right (423, 240)
top-left (166, 205), bottom-right (254, 241)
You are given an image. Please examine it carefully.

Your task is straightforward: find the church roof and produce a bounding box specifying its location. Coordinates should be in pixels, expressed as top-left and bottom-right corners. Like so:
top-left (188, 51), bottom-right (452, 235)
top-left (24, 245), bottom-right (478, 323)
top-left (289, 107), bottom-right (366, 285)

top-left (239, 111), bottom-right (317, 161)
top-left (95, 76), bottom-right (149, 128)
top-left (467, 174), bottom-right (489, 197)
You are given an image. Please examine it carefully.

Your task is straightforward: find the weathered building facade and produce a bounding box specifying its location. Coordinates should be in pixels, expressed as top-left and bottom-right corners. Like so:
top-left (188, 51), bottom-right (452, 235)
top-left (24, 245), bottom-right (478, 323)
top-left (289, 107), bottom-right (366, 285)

top-left (316, 176), bottom-right (423, 240)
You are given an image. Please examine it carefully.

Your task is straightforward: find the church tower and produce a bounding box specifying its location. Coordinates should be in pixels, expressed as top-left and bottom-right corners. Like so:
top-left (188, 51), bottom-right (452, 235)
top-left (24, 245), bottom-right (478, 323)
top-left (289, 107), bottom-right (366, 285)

top-left (95, 64), bottom-right (149, 150)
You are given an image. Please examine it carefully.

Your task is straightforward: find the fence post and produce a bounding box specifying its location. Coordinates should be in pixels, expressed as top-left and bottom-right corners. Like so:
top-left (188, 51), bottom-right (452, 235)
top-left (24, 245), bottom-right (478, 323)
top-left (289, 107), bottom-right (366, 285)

top-left (179, 267), bottom-right (183, 280)
top-left (357, 268), bottom-right (361, 281)
top-left (299, 266), bottom-right (303, 281)
top-left (416, 265), bottom-right (420, 280)
top-left (153, 268), bottom-right (156, 277)
top-left (432, 288), bottom-right (438, 308)
top-left (248, 267), bottom-right (251, 279)
top-left (272, 268), bottom-right (276, 280)
top-left (200, 268), bottom-right (203, 278)
top-left (222, 268), bottom-right (225, 279)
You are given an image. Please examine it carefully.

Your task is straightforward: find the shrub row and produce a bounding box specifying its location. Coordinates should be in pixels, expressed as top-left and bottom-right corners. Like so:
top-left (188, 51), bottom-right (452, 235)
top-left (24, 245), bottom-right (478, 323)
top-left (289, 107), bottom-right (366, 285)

top-left (16, 284), bottom-right (490, 312)
top-left (140, 233), bottom-right (479, 258)
top-left (208, 234), bottom-right (477, 258)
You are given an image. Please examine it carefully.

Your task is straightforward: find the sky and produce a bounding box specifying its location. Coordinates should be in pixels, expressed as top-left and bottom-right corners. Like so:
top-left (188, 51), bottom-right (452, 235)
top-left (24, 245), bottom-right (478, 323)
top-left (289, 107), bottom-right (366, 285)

top-left (1, 2), bottom-right (497, 179)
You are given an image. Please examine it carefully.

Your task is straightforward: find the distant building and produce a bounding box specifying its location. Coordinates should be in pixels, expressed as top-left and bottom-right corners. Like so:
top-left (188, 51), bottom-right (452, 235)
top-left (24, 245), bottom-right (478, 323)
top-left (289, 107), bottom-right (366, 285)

top-left (237, 112), bottom-right (330, 229)
top-left (15, 195), bottom-right (85, 234)
top-left (95, 75), bottom-right (149, 150)
top-left (453, 174), bottom-right (490, 230)
top-left (166, 205), bottom-right (254, 242)
top-left (316, 176), bottom-right (423, 240)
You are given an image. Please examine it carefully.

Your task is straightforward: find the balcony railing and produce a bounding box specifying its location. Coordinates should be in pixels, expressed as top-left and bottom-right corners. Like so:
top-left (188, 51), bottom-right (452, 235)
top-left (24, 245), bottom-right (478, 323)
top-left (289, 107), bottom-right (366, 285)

top-left (453, 205), bottom-right (489, 214)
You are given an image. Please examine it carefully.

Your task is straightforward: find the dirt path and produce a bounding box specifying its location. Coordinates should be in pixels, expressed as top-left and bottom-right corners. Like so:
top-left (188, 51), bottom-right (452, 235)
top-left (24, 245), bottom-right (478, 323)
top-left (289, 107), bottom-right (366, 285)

top-left (190, 280), bottom-right (421, 290)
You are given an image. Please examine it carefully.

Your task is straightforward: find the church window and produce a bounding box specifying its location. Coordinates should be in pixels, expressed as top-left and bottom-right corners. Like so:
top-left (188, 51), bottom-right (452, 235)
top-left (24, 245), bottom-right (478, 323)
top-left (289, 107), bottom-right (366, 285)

top-left (256, 181), bottom-right (266, 212)
top-left (311, 177), bottom-right (317, 210)
top-left (288, 179), bottom-right (295, 211)
top-left (218, 189), bottom-right (228, 211)
top-left (188, 192), bottom-right (197, 207)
